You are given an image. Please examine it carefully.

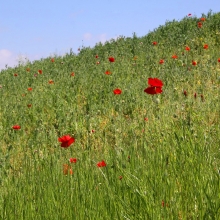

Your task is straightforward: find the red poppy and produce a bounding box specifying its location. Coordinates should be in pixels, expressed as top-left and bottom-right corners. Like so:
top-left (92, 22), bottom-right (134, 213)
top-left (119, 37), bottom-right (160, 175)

top-left (69, 158), bottom-right (77, 163)
top-left (185, 46), bottom-right (190, 51)
top-left (108, 57), bottom-right (115, 62)
top-left (218, 58), bottom-right (220, 63)
top-left (198, 22), bottom-right (202, 28)
top-left (200, 17), bottom-right (206, 21)
top-left (172, 54), bottom-right (178, 59)
top-left (144, 117), bottom-right (148, 121)
top-left (95, 55), bottom-right (98, 58)
top-left (188, 13), bottom-right (192, 16)
top-left (14, 73), bottom-right (18, 76)
top-left (38, 70), bottom-right (42, 74)
top-left (113, 88), bottom-right (122, 95)
top-left (58, 135), bottom-right (75, 148)
top-left (27, 104), bottom-right (32, 108)
top-left (183, 90), bottom-right (187, 96)
top-left (148, 78), bottom-right (164, 87)
top-left (27, 87), bottom-right (32, 91)
top-left (194, 93), bottom-right (197, 99)
top-left (152, 41), bottom-right (157, 45)
top-left (105, 70), bottom-right (111, 75)
top-left (48, 80), bottom-right (54, 84)
top-left (12, 125), bottom-right (21, 130)
top-left (51, 58), bottom-right (55, 62)
top-left (119, 176), bottom-right (123, 180)
top-left (159, 59), bottom-right (164, 64)
top-left (144, 86), bottom-right (162, 95)
top-left (97, 160), bottom-right (106, 167)
top-left (192, 60), bottom-right (197, 66)
top-left (71, 72), bottom-right (75, 76)
top-left (203, 44), bottom-right (208, 49)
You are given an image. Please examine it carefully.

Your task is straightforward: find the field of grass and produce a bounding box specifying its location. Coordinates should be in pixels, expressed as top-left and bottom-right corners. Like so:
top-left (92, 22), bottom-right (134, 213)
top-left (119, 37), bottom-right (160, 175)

top-left (0, 11), bottom-right (220, 219)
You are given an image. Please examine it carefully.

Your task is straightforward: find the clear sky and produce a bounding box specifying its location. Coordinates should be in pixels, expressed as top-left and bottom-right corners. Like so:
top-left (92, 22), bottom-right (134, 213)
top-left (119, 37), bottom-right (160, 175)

top-left (0, 0), bottom-right (219, 70)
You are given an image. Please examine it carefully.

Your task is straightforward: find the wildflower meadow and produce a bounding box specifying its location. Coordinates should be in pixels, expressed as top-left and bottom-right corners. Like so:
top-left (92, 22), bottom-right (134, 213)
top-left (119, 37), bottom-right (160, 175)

top-left (0, 11), bottom-right (220, 219)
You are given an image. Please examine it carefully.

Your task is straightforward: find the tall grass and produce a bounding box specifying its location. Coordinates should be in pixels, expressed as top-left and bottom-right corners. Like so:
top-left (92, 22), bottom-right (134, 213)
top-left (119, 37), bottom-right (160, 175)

top-left (0, 11), bottom-right (220, 219)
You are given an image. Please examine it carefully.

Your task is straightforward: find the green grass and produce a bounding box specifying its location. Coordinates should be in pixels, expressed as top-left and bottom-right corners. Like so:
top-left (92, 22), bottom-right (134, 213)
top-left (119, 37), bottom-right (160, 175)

top-left (0, 10), bottom-right (220, 219)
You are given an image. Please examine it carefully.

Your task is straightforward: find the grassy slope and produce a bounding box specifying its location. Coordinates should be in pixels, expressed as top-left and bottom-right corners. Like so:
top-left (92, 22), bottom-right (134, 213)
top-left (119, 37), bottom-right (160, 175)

top-left (0, 11), bottom-right (220, 219)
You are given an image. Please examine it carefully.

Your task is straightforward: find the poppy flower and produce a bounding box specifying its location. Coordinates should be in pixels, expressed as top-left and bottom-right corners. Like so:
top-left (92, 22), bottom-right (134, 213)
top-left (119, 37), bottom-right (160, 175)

top-left (51, 58), bottom-right (55, 62)
top-left (148, 78), bottom-right (164, 87)
top-left (183, 90), bottom-right (187, 96)
top-left (48, 80), bottom-right (54, 84)
top-left (144, 117), bottom-right (148, 121)
top-left (218, 58), bottom-right (220, 63)
top-left (198, 22), bottom-right (202, 28)
top-left (172, 54), bottom-right (178, 59)
top-left (71, 72), bottom-right (75, 76)
top-left (69, 158), bottom-right (77, 163)
top-left (152, 41), bottom-right (157, 45)
top-left (144, 86), bottom-right (162, 95)
top-left (159, 59), bottom-right (164, 64)
top-left (105, 70), bottom-right (111, 75)
top-left (108, 57), bottom-right (115, 62)
top-left (194, 93), bottom-right (197, 99)
top-left (113, 88), bottom-right (122, 95)
top-left (97, 160), bottom-right (106, 167)
top-left (95, 55), bottom-right (98, 58)
top-left (200, 17), bottom-right (206, 21)
top-left (192, 60), bottom-right (197, 66)
top-left (63, 164), bottom-right (73, 175)
top-left (12, 125), bottom-right (21, 130)
top-left (119, 176), bottom-right (123, 180)
top-left (14, 73), bottom-right (18, 76)
top-left (38, 70), bottom-right (42, 74)
top-left (27, 87), bottom-right (32, 91)
top-left (58, 135), bottom-right (75, 148)
top-left (27, 104), bottom-right (32, 108)
top-left (185, 46), bottom-right (190, 51)
top-left (188, 13), bottom-right (192, 16)
top-left (203, 44), bottom-right (208, 49)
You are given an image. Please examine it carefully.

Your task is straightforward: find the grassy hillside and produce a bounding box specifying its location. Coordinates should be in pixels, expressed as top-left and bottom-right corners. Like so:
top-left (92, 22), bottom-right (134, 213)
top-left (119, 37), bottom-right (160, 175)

top-left (0, 11), bottom-right (220, 219)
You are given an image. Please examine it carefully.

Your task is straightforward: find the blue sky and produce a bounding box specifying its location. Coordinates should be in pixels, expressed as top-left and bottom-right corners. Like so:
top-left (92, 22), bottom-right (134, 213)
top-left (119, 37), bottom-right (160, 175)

top-left (0, 0), bottom-right (219, 70)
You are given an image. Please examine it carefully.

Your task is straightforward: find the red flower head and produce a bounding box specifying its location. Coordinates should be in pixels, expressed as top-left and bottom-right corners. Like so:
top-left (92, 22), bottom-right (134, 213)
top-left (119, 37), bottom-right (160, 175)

top-left (58, 135), bottom-right (75, 148)
top-left (14, 73), bottom-right (18, 76)
top-left (159, 59), bottom-right (164, 64)
top-left (51, 58), bottom-right (55, 62)
top-left (105, 70), bottom-right (111, 75)
top-left (203, 44), bottom-right (208, 49)
top-left (97, 160), bottom-right (106, 167)
top-left (108, 56), bottom-right (115, 62)
top-left (95, 55), bottom-right (98, 58)
top-left (152, 41), bottom-right (158, 45)
top-left (27, 87), bottom-right (32, 91)
top-left (38, 70), bottom-right (43, 74)
top-left (192, 60), bottom-right (197, 66)
top-left (197, 22), bottom-right (202, 28)
top-left (27, 104), bottom-right (32, 108)
top-left (69, 158), bottom-right (77, 163)
top-left (183, 90), bottom-right (187, 96)
top-left (113, 88), bottom-right (122, 95)
top-left (218, 58), bottom-right (220, 63)
top-left (194, 93), bottom-right (197, 99)
top-left (200, 17), bottom-right (206, 21)
top-left (144, 77), bottom-right (163, 95)
top-left (185, 46), bottom-right (190, 51)
top-left (148, 78), bottom-right (164, 87)
top-left (172, 54), bottom-right (178, 59)
top-left (48, 80), bottom-right (54, 84)
top-left (71, 72), bottom-right (75, 76)
top-left (188, 13), bottom-right (192, 16)
top-left (12, 125), bottom-right (21, 130)
top-left (144, 86), bottom-right (162, 95)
